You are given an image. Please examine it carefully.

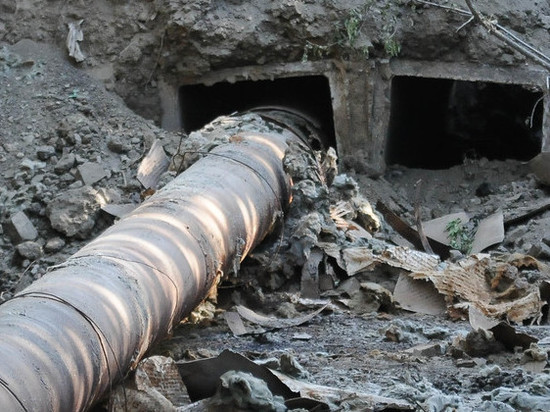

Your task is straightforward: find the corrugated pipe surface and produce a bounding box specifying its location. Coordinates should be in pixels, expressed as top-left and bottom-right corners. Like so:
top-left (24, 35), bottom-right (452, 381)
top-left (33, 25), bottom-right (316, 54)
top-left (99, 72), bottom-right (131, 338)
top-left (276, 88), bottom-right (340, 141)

top-left (0, 117), bottom-right (305, 411)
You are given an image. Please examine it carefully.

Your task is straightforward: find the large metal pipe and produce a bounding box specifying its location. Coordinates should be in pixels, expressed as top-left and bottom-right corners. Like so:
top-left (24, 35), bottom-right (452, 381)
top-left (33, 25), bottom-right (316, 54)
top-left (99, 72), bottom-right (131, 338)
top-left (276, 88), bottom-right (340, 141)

top-left (0, 119), bottom-right (302, 411)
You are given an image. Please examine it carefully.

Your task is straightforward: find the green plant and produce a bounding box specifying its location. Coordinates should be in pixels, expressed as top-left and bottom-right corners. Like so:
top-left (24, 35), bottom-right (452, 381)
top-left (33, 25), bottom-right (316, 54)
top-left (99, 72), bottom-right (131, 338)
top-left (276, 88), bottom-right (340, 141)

top-left (302, 41), bottom-right (330, 63)
top-left (445, 218), bottom-right (475, 254)
top-left (302, 4), bottom-right (373, 62)
top-left (343, 8), bottom-right (363, 47)
top-left (384, 37), bottom-right (401, 57)
top-left (301, 1), bottom-right (402, 62)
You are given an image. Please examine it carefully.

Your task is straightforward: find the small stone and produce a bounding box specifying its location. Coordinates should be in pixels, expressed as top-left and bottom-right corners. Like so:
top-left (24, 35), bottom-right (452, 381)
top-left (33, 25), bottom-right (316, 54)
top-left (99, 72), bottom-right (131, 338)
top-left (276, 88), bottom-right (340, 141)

top-left (404, 342), bottom-right (445, 357)
top-left (69, 133), bottom-right (82, 146)
top-left (107, 135), bottom-right (131, 153)
top-left (74, 154), bottom-right (87, 165)
top-left (36, 145), bottom-right (56, 160)
top-left (456, 359), bottom-right (476, 368)
top-left (279, 353), bottom-right (310, 379)
top-left (527, 243), bottom-right (550, 260)
top-left (80, 131), bottom-right (92, 145)
top-left (542, 236), bottom-right (550, 248)
top-left (54, 153), bottom-right (76, 174)
top-left (20, 158), bottom-right (46, 172)
top-left (475, 182), bottom-right (494, 197)
top-left (4, 211), bottom-right (38, 243)
top-left (505, 226), bottom-right (528, 246)
top-left (448, 249), bottom-right (464, 262)
top-left (77, 162), bottom-right (108, 186)
top-left (523, 343), bottom-right (548, 362)
top-left (16, 241), bottom-right (43, 260)
top-left (463, 329), bottom-right (506, 357)
top-left (44, 237), bottom-right (65, 253)
top-left (30, 174), bottom-right (44, 184)
top-left (59, 172), bottom-right (75, 183)
top-left (67, 180), bottom-right (84, 189)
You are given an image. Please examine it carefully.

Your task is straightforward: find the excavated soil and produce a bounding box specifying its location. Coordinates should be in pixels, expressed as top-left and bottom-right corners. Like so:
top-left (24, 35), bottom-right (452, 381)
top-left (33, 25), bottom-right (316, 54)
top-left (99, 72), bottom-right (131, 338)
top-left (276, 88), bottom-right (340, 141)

top-left (1, 1), bottom-right (550, 411)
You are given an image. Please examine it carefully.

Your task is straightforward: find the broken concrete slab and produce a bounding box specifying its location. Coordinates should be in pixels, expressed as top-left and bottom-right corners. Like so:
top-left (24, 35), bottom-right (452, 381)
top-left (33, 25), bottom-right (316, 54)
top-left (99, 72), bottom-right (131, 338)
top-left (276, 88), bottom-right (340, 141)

top-left (100, 203), bottom-right (137, 219)
top-left (137, 139), bottom-right (170, 189)
top-left (4, 211), bottom-right (38, 243)
top-left (77, 162), bottom-right (109, 186)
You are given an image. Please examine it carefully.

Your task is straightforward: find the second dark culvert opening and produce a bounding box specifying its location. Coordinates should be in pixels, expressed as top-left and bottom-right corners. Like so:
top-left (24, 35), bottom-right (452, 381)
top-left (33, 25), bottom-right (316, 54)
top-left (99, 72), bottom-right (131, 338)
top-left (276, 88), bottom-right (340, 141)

top-left (179, 75), bottom-right (336, 149)
top-left (386, 76), bottom-right (543, 169)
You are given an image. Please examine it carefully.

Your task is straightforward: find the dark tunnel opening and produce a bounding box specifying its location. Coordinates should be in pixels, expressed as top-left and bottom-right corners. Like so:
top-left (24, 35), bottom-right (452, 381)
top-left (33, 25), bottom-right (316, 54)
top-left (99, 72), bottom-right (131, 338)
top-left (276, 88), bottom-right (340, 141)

top-left (179, 75), bottom-right (336, 149)
top-left (386, 76), bottom-right (544, 169)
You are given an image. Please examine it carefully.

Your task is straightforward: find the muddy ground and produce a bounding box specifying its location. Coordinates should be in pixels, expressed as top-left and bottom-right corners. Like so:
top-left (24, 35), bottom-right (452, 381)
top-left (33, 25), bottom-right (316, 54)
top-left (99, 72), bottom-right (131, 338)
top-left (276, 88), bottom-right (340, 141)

top-left (1, 1), bottom-right (550, 411)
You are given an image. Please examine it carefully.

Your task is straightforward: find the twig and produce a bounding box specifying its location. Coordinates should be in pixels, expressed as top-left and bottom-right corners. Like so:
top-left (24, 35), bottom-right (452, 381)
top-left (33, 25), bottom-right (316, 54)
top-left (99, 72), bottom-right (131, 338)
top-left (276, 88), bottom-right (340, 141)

top-left (415, 0), bottom-right (550, 71)
top-left (414, 0), bottom-right (470, 15)
top-left (530, 96), bottom-right (544, 128)
top-left (145, 29), bottom-right (166, 87)
top-left (463, 0), bottom-right (550, 71)
top-left (504, 199), bottom-right (550, 228)
top-left (497, 24), bottom-right (549, 62)
top-left (19, 260), bottom-right (37, 281)
top-left (174, 132), bottom-right (188, 175)
top-left (375, 200), bottom-right (450, 259)
top-left (456, 16), bottom-right (474, 33)
top-left (414, 179), bottom-right (434, 255)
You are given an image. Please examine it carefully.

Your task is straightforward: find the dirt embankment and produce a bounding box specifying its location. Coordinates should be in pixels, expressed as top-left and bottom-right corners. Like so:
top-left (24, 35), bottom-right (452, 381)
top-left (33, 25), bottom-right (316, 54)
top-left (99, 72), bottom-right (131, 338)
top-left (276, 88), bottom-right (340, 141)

top-left (2, 0), bottom-right (549, 122)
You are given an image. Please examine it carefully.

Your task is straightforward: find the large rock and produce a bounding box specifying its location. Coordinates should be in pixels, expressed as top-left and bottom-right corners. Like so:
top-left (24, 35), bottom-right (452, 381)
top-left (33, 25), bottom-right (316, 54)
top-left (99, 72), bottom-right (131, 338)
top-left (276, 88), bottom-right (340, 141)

top-left (46, 186), bottom-right (101, 239)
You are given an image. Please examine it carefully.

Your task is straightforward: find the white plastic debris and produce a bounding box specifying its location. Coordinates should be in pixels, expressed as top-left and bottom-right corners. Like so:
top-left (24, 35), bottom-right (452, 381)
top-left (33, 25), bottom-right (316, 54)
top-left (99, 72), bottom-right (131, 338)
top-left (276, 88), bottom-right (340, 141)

top-left (67, 20), bottom-right (85, 62)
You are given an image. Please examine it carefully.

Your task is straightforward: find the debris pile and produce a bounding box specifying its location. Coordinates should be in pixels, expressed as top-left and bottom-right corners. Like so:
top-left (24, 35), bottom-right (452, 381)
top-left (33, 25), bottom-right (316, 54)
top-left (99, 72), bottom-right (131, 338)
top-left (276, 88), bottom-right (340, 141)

top-left (2, 37), bottom-right (550, 412)
top-left (0, 42), bottom-right (179, 297)
top-left (105, 114), bottom-right (550, 410)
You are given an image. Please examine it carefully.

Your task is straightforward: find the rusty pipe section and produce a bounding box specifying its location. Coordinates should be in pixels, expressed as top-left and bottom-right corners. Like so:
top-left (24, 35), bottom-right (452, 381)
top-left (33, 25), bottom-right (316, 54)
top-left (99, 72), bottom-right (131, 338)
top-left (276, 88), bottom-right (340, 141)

top-left (0, 119), bottom-right (303, 411)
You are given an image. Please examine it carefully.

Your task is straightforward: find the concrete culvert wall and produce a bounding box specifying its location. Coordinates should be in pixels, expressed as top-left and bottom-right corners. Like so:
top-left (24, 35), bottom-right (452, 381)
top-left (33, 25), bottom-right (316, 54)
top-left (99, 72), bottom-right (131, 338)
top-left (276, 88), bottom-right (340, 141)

top-left (179, 75), bottom-right (336, 150)
top-left (386, 76), bottom-right (544, 169)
